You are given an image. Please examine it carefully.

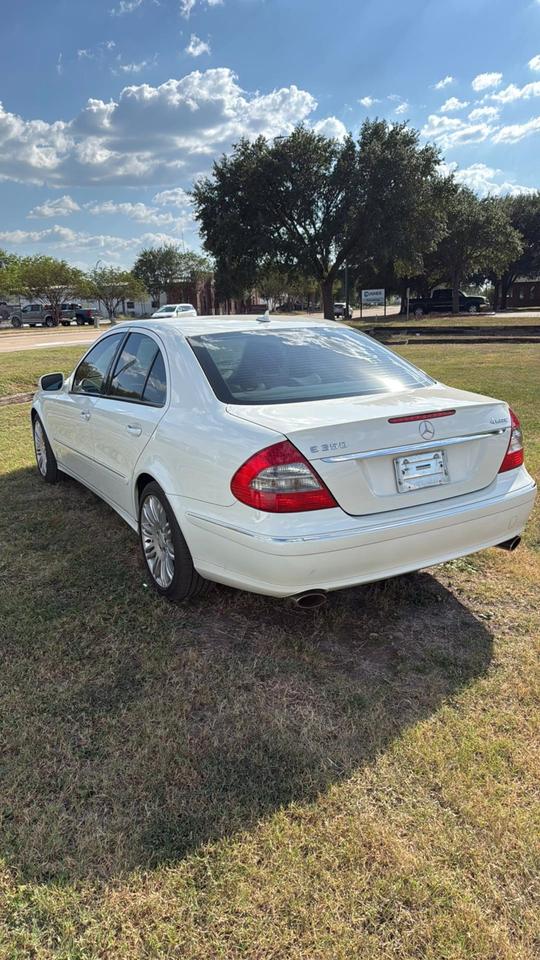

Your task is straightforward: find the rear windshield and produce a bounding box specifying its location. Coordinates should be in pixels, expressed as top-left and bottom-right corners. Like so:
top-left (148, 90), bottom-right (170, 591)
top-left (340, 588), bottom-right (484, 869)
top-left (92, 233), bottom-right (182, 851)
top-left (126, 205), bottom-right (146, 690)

top-left (188, 327), bottom-right (433, 405)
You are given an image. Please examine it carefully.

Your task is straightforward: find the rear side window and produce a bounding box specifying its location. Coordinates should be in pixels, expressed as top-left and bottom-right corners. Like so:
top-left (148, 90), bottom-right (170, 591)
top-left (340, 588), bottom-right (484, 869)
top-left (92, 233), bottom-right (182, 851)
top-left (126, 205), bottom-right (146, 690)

top-left (188, 327), bottom-right (434, 405)
top-left (72, 334), bottom-right (124, 395)
top-left (109, 333), bottom-right (165, 404)
top-left (142, 350), bottom-right (167, 405)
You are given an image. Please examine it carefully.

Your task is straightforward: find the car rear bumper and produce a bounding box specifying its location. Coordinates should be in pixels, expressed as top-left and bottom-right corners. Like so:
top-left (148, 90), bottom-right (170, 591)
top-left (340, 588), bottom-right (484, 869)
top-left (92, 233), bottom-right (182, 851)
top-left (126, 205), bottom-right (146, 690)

top-left (176, 467), bottom-right (537, 597)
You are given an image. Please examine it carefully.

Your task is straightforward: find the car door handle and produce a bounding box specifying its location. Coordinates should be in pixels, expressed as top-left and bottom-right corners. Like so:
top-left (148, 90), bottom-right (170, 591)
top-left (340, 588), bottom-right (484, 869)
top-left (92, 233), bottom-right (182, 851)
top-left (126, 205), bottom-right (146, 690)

top-left (127, 423), bottom-right (142, 437)
top-left (80, 410), bottom-right (91, 421)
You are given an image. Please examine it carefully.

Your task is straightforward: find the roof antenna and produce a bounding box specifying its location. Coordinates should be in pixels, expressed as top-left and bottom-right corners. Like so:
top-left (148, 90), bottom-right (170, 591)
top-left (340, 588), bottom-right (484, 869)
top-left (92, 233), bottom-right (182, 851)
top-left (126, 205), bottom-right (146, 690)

top-left (256, 308), bottom-right (271, 323)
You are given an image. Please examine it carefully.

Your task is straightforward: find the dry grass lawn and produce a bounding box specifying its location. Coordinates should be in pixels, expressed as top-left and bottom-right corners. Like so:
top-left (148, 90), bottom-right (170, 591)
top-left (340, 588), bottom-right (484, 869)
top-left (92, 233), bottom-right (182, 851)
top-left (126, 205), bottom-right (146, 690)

top-left (0, 344), bottom-right (538, 958)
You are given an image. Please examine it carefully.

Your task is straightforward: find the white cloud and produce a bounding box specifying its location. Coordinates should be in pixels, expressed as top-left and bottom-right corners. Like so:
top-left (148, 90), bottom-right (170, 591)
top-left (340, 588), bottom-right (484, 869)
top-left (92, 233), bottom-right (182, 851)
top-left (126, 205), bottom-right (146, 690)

top-left (445, 161), bottom-right (536, 197)
top-left (181, 0), bottom-right (221, 16)
top-left (0, 224), bottom-right (193, 263)
top-left (28, 195), bottom-right (81, 218)
top-left (185, 35), bottom-right (211, 57)
top-left (85, 199), bottom-right (180, 227)
top-left (492, 115), bottom-right (540, 143)
top-left (440, 97), bottom-right (469, 112)
top-left (468, 105), bottom-right (499, 121)
top-left (434, 75), bottom-right (454, 90)
top-left (472, 71), bottom-right (502, 91)
top-left (118, 58), bottom-right (156, 73)
top-left (110, 0), bottom-right (145, 15)
top-left (394, 101), bottom-right (409, 115)
top-left (528, 54), bottom-right (540, 72)
top-left (153, 186), bottom-right (192, 207)
top-left (78, 49), bottom-right (94, 60)
top-left (313, 116), bottom-right (347, 139)
top-left (0, 69), bottom-right (318, 187)
top-left (56, 53), bottom-right (63, 76)
top-left (358, 96), bottom-right (379, 108)
top-left (491, 80), bottom-right (540, 103)
top-left (421, 113), bottom-right (496, 149)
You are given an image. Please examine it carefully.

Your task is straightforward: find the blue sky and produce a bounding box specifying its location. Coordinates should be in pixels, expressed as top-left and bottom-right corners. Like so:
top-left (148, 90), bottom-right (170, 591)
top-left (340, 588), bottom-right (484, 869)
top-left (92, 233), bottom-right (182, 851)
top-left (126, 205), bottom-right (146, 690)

top-left (1, 0), bottom-right (540, 268)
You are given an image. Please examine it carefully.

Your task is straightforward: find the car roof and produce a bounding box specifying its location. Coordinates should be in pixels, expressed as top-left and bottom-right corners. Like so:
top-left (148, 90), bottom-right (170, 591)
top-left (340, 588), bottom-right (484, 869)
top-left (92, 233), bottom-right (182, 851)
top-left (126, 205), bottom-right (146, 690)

top-left (126, 315), bottom-right (345, 338)
top-left (155, 303), bottom-right (194, 308)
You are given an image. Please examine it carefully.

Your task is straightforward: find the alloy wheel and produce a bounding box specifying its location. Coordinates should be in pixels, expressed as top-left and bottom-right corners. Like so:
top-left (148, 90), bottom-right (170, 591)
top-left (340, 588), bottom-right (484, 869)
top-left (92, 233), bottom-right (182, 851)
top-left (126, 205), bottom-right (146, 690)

top-left (141, 494), bottom-right (175, 588)
top-left (34, 420), bottom-right (48, 476)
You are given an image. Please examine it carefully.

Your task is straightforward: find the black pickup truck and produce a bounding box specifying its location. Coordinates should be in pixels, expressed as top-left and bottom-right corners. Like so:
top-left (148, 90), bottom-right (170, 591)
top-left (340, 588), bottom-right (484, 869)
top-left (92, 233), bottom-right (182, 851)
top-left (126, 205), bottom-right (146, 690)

top-left (408, 289), bottom-right (489, 317)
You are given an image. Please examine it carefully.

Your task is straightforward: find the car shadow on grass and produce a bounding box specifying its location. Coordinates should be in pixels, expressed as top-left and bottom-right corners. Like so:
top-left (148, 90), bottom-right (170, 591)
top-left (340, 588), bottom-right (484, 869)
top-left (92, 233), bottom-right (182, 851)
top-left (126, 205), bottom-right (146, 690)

top-left (0, 466), bottom-right (494, 883)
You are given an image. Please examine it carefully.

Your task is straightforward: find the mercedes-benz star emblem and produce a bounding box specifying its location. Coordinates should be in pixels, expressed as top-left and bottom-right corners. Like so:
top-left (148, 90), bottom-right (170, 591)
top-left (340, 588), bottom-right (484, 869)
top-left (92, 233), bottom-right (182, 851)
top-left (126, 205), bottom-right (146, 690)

top-left (419, 420), bottom-right (435, 440)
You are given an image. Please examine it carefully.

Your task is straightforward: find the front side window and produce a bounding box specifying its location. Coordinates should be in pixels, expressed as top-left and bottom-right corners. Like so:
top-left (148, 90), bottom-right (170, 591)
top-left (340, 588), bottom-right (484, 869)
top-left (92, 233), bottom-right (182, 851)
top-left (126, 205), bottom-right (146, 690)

top-left (109, 333), bottom-right (162, 403)
top-left (72, 334), bottom-right (124, 395)
top-left (188, 327), bottom-right (434, 405)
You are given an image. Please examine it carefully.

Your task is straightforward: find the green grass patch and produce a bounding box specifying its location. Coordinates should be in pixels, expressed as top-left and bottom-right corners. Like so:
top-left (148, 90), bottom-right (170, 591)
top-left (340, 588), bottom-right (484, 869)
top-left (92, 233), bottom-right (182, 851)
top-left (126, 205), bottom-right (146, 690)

top-left (0, 347), bottom-right (84, 397)
top-left (0, 344), bottom-right (538, 958)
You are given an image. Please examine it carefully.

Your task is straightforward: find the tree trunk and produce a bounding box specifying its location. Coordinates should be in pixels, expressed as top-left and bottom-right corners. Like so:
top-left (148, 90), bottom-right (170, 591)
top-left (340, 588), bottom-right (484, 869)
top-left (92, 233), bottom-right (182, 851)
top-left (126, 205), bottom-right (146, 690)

top-left (500, 273), bottom-right (512, 311)
top-left (451, 272), bottom-right (460, 315)
top-left (492, 279), bottom-right (501, 312)
top-left (321, 278), bottom-right (334, 320)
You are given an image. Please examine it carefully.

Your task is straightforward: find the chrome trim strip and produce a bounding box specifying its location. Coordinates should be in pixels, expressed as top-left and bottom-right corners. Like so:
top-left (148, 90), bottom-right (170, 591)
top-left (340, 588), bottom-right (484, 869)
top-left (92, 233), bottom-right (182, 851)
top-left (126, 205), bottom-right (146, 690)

top-left (185, 478), bottom-right (536, 545)
top-left (320, 429), bottom-right (509, 463)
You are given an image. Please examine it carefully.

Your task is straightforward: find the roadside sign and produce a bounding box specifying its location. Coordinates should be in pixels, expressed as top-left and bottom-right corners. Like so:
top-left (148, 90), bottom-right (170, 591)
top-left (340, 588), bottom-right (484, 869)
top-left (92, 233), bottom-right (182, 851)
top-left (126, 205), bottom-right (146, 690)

top-left (361, 288), bottom-right (385, 306)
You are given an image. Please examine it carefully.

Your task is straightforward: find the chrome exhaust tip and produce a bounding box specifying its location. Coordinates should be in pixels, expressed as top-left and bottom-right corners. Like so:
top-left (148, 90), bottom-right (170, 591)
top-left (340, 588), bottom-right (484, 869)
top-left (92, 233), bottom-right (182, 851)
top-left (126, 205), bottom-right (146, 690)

top-left (290, 590), bottom-right (328, 610)
top-left (496, 536), bottom-right (521, 552)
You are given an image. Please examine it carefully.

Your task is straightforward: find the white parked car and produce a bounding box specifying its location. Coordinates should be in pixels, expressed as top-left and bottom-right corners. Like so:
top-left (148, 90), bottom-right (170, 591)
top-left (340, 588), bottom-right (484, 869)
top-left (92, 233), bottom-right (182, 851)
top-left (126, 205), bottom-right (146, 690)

top-left (31, 317), bottom-right (536, 606)
top-left (151, 303), bottom-right (197, 319)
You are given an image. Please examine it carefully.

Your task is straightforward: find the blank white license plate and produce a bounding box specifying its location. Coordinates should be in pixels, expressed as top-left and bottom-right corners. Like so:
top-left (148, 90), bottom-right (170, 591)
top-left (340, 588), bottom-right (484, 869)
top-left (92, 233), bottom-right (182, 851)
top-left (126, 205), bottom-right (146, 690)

top-left (394, 450), bottom-right (449, 493)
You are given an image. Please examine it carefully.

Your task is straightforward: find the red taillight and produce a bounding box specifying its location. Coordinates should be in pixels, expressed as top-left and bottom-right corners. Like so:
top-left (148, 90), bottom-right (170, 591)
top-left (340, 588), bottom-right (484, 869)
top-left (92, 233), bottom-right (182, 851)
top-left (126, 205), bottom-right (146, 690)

top-left (231, 440), bottom-right (337, 512)
top-left (498, 408), bottom-right (524, 473)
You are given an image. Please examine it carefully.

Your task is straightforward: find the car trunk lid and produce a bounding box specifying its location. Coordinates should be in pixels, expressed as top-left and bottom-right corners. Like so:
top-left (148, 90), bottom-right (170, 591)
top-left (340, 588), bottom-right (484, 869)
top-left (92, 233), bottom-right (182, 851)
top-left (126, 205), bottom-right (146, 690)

top-left (228, 385), bottom-right (511, 515)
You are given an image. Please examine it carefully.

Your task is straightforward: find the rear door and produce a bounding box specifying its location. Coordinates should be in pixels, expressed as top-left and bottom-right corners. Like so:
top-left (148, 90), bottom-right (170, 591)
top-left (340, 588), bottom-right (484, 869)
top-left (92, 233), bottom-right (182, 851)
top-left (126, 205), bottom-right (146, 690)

top-left (91, 331), bottom-right (168, 515)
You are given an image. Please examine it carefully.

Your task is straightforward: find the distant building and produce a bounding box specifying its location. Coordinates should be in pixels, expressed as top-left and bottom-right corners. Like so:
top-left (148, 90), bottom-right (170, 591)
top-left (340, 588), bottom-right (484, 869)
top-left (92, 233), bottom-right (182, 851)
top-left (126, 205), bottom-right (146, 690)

top-left (506, 277), bottom-right (540, 308)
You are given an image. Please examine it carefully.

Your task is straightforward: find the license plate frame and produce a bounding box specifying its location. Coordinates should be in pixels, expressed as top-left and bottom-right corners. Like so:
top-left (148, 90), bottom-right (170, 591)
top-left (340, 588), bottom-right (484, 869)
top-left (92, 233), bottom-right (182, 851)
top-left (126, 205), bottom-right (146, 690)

top-left (394, 449), bottom-right (449, 493)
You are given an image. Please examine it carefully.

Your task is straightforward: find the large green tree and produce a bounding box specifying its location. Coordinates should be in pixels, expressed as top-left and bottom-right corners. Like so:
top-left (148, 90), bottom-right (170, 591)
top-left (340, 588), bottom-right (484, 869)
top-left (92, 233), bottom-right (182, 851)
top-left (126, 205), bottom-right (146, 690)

top-left (493, 193), bottom-right (540, 309)
top-left (8, 255), bottom-right (85, 319)
top-left (83, 265), bottom-right (147, 323)
top-left (428, 187), bottom-right (522, 313)
top-left (192, 122), bottom-right (444, 319)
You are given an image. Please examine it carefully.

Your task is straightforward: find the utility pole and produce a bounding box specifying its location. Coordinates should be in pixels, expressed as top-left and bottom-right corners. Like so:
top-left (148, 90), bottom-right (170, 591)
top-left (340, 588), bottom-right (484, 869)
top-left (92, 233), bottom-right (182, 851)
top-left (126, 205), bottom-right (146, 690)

top-left (344, 262), bottom-right (350, 319)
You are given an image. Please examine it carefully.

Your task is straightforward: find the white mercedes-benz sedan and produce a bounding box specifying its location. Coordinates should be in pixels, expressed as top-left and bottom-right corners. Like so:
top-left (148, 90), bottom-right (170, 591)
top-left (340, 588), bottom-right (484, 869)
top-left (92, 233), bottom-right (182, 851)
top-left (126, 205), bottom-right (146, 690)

top-left (31, 317), bottom-right (536, 606)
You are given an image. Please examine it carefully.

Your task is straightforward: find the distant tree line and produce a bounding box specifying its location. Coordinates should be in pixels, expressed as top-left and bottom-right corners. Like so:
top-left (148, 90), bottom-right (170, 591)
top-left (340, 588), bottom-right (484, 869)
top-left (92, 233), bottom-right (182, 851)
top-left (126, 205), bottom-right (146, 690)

top-left (0, 248), bottom-right (213, 322)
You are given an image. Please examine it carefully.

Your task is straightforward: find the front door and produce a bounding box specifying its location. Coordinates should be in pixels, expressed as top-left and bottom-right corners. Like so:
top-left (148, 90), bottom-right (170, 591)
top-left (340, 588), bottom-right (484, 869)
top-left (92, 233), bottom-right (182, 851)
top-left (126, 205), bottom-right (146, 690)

top-left (44, 332), bottom-right (125, 486)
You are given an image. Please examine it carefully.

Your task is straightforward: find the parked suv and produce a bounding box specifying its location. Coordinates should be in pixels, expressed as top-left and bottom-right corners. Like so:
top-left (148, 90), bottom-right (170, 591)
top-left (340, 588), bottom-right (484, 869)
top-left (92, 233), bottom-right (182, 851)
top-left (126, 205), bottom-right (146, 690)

top-left (334, 302), bottom-right (352, 319)
top-left (408, 289), bottom-right (489, 317)
top-left (10, 304), bottom-right (58, 328)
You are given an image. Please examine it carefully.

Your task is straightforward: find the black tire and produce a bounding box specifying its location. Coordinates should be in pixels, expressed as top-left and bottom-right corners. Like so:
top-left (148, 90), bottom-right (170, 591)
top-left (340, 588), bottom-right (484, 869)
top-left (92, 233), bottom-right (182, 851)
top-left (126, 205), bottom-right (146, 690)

top-left (414, 307), bottom-right (424, 318)
top-left (61, 320), bottom-right (70, 326)
top-left (32, 415), bottom-right (60, 484)
top-left (468, 305), bottom-right (478, 314)
top-left (44, 317), bottom-right (55, 328)
top-left (138, 481), bottom-right (209, 602)
top-left (11, 317), bottom-right (22, 328)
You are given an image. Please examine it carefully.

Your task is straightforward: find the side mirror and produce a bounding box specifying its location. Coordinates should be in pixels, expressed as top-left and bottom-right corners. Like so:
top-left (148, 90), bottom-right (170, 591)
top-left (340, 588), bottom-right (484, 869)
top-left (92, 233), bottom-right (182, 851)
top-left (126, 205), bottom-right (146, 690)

top-left (39, 372), bottom-right (64, 392)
